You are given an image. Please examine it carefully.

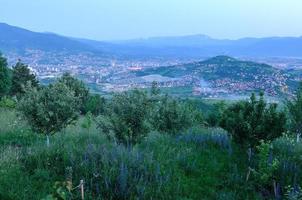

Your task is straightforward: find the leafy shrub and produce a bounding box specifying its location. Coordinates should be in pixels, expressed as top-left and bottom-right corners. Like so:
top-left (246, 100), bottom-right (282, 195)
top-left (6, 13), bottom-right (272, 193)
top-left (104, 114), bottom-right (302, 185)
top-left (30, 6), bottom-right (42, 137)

top-left (206, 101), bottom-right (226, 127)
top-left (42, 181), bottom-right (72, 200)
top-left (97, 90), bottom-right (151, 145)
top-left (150, 95), bottom-right (197, 134)
top-left (18, 82), bottom-right (79, 143)
top-left (0, 96), bottom-right (16, 109)
top-left (58, 73), bottom-right (89, 114)
top-left (0, 53), bottom-right (11, 98)
top-left (254, 141), bottom-right (280, 197)
top-left (220, 93), bottom-right (286, 147)
top-left (10, 61), bottom-right (39, 97)
top-left (287, 82), bottom-right (302, 138)
top-left (254, 137), bottom-right (302, 199)
top-left (83, 94), bottom-right (105, 116)
top-left (285, 185), bottom-right (302, 200)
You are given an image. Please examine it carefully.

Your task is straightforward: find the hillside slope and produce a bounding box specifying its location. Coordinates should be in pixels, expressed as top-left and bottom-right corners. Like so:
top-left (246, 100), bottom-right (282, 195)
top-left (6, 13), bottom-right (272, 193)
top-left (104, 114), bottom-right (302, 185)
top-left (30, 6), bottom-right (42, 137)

top-left (136, 56), bottom-right (288, 96)
top-left (0, 23), bottom-right (99, 54)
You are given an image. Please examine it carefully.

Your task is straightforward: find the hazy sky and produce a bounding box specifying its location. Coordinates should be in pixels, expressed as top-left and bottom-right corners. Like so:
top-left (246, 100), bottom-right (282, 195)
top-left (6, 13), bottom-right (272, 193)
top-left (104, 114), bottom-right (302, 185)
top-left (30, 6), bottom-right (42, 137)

top-left (1, 0), bottom-right (301, 40)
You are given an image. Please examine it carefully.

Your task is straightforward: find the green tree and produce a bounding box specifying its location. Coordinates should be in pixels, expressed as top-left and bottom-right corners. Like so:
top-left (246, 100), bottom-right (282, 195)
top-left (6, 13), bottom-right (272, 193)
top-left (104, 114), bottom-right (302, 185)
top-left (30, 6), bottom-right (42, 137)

top-left (220, 93), bottom-right (286, 147)
top-left (58, 73), bottom-right (89, 114)
top-left (150, 95), bottom-right (195, 134)
top-left (287, 82), bottom-right (302, 141)
top-left (18, 82), bottom-right (79, 146)
top-left (0, 53), bottom-right (11, 98)
top-left (10, 61), bottom-right (39, 97)
top-left (97, 90), bottom-right (151, 145)
top-left (206, 101), bottom-right (226, 127)
top-left (83, 94), bottom-right (105, 116)
top-left (150, 81), bottom-right (160, 96)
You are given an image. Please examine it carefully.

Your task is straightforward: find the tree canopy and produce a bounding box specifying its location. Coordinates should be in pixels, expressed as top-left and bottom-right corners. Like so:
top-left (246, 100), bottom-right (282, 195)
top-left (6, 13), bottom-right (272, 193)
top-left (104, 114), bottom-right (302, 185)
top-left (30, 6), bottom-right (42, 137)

top-left (287, 82), bottom-right (302, 138)
top-left (98, 90), bottom-right (151, 145)
top-left (0, 53), bottom-right (11, 98)
top-left (18, 82), bottom-right (79, 136)
top-left (58, 73), bottom-right (89, 113)
top-left (11, 61), bottom-right (39, 96)
top-left (220, 93), bottom-right (286, 147)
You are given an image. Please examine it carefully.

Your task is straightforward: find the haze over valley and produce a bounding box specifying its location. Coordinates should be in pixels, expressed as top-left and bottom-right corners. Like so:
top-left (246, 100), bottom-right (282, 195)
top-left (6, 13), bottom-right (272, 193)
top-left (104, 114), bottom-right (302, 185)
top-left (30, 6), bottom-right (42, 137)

top-left (1, 22), bottom-right (302, 99)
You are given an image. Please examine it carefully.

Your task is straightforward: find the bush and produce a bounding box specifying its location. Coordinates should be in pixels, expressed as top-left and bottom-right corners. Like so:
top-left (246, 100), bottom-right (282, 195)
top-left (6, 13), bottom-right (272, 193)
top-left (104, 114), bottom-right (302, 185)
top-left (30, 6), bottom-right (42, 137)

top-left (97, 90), bottom-right (151, 145)
top-left (287, 82), bottom-right (302, 138)
top-left (150, 95), bottom-right (197, 134)
top-left (18, 82), bottom-right (79, 144)
top-left (220, 93), bottom-right (286, 147)
top-left (10, 61), bottom-right (39, 97)
top-left (58, 73), bottom-right (89, 114)
top-left (0, 53), bottom-right (11, 98)
top-left (83, 94), bottom-right (105, 116)
top-left (0, 96), bottom-right (16, 109)
top-left (254, 137), bottom-right (302, 199)
top-left (206, 101), bottom-right (226, 127)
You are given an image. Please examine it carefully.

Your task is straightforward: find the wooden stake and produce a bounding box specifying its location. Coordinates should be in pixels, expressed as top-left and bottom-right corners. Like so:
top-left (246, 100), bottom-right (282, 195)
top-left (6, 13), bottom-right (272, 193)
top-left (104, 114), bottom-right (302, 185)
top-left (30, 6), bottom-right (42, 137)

top-left (246, 167), bottom-right (251, 181)
top-left (80, 180), bottom-right (84, 200)
top-left (273, 180), bottom-right (276, 197)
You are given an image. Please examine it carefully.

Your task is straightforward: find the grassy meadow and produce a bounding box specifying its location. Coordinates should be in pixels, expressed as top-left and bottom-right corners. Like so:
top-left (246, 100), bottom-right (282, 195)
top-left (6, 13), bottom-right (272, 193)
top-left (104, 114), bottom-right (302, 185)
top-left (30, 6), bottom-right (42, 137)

top-left (0, 107), bottom-right (260, 200)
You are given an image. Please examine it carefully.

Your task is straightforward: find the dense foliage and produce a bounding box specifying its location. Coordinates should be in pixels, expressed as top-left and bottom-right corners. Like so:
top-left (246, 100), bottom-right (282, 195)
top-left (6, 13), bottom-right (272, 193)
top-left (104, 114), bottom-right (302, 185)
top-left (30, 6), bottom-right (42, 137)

top-left (83, 94), bottom-right (105, 116)
top-left (251, 137), bottom-right (302, 199)
top-left (18, 82), bottom-right (79, 137)
top-left (0, 53), bottom-right (11, 98)
top-left (220, 93), bottom-right (286, 147)
top-left (150, 95), bottom-right (198, 134)
top-left (206, 101), bottom-right (226, 127)
top-left (287, 82), bottom-right (302, 139)
top-left (98, 90), bottom-right (151, 145)
top-left (0, 96), bottom-right (16, 109)
top-left (10, 61), bottom-right (39, 97)
top-left (58, 73), bottom-right (89, 113)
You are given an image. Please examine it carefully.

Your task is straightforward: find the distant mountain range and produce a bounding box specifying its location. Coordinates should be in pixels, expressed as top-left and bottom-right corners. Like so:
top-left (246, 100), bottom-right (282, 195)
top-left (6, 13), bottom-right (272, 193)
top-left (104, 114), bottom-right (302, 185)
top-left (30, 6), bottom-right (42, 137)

top-left (0, 23), bottom-right (100, 54)
top-left (1, 22), bottom-right (302, 58)
top-left (78, 35), bottom-right (302, 58)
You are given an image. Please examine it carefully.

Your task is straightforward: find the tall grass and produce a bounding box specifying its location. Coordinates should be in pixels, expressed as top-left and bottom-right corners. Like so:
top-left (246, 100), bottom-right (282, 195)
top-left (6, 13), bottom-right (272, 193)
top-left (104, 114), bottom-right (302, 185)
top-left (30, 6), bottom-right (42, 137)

top-left (0, 109), bottom-right (260, 199)
top-left (0, 108), bottom-right (27, 134)
top-left (176, 128), bottom-right (232, 153)
top-left (271, 137), bottom-right (302, 198)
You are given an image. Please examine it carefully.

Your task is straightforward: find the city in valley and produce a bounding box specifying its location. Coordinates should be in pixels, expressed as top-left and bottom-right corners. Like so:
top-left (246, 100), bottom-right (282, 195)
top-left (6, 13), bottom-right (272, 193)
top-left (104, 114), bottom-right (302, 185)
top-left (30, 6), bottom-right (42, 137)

top-left (5, 49), bottom-right (302, 99)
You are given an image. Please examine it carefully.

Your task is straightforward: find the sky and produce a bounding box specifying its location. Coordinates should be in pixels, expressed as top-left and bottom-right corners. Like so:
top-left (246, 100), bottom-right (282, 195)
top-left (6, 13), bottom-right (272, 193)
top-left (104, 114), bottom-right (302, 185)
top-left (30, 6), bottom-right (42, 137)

top-left (1, 0), bottom-right (301, 41)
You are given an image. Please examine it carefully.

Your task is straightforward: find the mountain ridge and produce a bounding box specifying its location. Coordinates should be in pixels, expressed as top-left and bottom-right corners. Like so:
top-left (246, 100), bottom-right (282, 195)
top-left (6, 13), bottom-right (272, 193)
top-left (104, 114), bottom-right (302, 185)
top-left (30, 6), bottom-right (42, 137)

top-left (1, 22), bottom-right (302, 58)
top-left (0, 22), bottom-right (100, 54)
